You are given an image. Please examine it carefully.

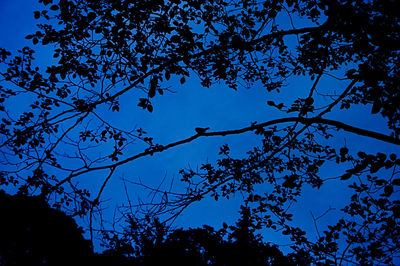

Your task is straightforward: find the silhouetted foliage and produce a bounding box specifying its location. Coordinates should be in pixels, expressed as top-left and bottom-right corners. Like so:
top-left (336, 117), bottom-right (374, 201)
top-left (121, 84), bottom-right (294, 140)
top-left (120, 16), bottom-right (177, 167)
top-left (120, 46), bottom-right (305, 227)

top-left (0, 191), bottom-right (308, 265)
top-left (1, 0), bottom-right (400, 264)
top-left (101, 206), bottom-right (303, 265)
top-left (0, 190), bottom-right (92, 265)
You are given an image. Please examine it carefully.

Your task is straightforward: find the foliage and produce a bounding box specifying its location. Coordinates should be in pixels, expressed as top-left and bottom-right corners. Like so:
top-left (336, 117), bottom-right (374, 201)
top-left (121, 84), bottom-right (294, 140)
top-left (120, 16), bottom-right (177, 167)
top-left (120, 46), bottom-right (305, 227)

top-left (0, 192), bottom-right (305, 265)
top-left (101, 206), bottom-right (304, 265)
top-left (0, 190), bottom-right (92, 265)
top-left (0, 0), bottom-right (400, 264)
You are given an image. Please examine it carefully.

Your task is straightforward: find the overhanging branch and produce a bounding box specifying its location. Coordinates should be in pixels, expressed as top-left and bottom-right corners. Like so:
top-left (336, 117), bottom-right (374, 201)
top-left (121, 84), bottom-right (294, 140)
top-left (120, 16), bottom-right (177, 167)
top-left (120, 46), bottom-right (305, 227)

top-left (208, 117), bottom-right (399, 145)
top-left (55, 116), bottom-right (399, 187)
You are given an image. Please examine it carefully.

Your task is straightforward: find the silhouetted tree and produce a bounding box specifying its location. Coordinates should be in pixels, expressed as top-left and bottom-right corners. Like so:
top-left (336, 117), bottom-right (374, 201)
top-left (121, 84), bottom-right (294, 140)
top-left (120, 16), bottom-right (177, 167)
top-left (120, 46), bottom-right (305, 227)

top-left (0, 192), bottom-right (308, 265)
top-left (101, 207), bottom-right (300, 265)
top-left (0, 190), bottom-right (93, 265)
top-left (0, 0), bottom-right (399, 264)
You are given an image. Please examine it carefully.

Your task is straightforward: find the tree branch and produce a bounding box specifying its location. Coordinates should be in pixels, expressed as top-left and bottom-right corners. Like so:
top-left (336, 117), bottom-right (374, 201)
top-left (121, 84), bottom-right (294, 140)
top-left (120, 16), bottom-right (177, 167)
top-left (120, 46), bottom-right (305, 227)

top-left (55, 116), bottom-right (399, 187)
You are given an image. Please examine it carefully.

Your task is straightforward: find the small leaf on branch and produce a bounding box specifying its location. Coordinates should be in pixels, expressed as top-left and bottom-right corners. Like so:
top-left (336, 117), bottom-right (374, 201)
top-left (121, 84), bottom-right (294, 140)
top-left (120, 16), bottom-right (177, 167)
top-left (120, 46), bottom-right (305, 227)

top-left (384, 185), bottom-right (393, 197)
top-left (371, 101), bottom-right (382, 114)
top-left (392, 179), bottom-right (400, 186)
top-left (50, 4), bottom-right (59, 11)
top-left (34, 11), bottom-right (40, 19)
top-left (340, 173), bottom-right (352, 180)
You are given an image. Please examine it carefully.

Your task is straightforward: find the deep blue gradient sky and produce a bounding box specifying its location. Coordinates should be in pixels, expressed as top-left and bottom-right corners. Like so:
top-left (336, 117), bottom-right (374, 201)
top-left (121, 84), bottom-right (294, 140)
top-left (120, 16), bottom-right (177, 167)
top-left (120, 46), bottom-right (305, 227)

top-left (1, 0), bottom-right (398, 254)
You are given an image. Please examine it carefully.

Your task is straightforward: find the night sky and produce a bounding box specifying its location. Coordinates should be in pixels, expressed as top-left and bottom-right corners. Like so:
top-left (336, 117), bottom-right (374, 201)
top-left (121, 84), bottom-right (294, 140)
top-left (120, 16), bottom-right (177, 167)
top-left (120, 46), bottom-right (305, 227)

top-left (1, 0), bottom-right (397, 255)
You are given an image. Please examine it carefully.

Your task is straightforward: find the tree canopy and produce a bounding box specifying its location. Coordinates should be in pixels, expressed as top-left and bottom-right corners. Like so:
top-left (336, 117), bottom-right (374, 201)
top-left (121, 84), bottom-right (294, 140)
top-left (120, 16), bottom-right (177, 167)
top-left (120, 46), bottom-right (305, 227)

top-left (101, 206), bottom-right (305, 265)
top-left (0, 191), bottom-right (301, 265)
top-left (0, 190), bottom-right (92, 265)
top-left (0, 0), bottom-right (399, 264)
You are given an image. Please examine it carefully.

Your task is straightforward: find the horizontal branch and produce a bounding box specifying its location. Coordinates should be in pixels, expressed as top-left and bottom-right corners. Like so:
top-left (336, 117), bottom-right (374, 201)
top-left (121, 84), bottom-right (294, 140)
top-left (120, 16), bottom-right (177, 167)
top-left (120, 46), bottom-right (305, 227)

top-left (209, 117), bottom-right (400, 145)
top-left (55, 116), bottom-right (399, 188)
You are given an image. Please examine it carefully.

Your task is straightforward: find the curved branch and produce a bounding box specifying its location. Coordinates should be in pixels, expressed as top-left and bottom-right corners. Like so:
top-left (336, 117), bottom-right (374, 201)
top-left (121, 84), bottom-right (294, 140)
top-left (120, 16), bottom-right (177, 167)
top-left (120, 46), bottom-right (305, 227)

top-left (55, 116), bottom-right (399, 187)
top-left (210, 117), bottom-right (399, 145)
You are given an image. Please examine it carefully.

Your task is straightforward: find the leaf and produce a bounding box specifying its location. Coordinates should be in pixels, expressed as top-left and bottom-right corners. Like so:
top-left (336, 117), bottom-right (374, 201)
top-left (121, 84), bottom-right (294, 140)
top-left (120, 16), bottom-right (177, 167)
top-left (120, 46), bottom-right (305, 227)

top-left (385, 160), bottom-right (394, 169)
top-left (370, 163), bottom-right (383, 174)
top-left (87, 12), bottom-right (96, 22)
top-left (346, 69), bottom-right (357, 78)
top-left (165, 71), bottom-right (170, 81)
top-left (137, 98), bottom-right (148, 109)
top-left (340, 147), bottom-right (349, 155)
top-left (357, 151), bottom-right (367, 158)
top-left (375, 179), bottom-right (386, 186)
top-left (34, 11), bottom-right (41, 19)
top-left (371, 101), bottom-right (382, 114)
top-left (393, 206), bottom-right (400, 218)
top-left (340, 173), bottom-right (352, 180)
top-left (148, 87), bottom-right (156, 98)
top-left (111, 105), bottom-right (119, 112)
top-left (180, 76), bottom-right (186, 84)
top-left (170, 35), bottom-right (180, 43)
top-left (384, 185), bottom-right (393, 197)
top-left (267, 100), bottom-right (275, 106)
top-left (50, 4), bottom-right (59, 11)
top-left (149, 76), bottom-right (157, 98)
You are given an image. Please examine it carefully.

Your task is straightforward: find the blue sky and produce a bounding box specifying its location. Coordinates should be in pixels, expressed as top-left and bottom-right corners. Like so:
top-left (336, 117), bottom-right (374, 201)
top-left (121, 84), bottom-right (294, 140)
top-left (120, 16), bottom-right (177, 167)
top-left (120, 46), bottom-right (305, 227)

top-left (1, 0), bottom-right (398, 255)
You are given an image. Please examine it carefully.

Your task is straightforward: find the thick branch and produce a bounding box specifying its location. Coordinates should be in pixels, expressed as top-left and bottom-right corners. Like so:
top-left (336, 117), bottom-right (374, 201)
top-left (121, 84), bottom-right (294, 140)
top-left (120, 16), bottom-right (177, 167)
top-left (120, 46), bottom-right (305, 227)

top-left (208, 117), bottom-right (399, 145)
top-left (55, 116), bottom-right (399, 187)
